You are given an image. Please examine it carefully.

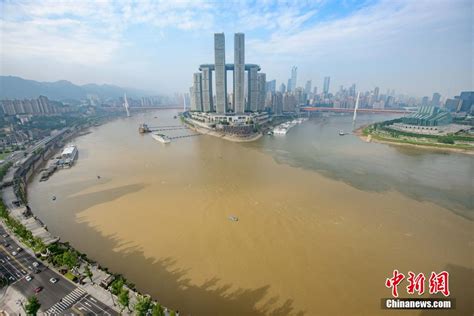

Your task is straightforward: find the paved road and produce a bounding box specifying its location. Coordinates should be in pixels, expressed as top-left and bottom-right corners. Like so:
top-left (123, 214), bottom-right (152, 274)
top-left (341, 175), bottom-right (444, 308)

top-left (68, 294), bottom-right (117, 315)
top-left (0, 225), bottom-right (117, 315)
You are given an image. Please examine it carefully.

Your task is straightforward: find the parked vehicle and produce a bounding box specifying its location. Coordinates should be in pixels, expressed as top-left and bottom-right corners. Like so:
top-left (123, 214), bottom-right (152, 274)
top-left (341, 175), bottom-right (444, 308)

top-left (49, 277), bottom-right (58, 283)
top-left (34, 286), bottom-right (43, 293)
top-left (25, 275), bottom-right (32, 282)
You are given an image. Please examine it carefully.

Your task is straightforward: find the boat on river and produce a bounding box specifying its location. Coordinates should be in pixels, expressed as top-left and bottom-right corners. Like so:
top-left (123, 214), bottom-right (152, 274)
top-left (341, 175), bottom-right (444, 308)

top-left (228, 215), bottom-right (239, 222)
top-left (151, 133), bottom-right (171, 144)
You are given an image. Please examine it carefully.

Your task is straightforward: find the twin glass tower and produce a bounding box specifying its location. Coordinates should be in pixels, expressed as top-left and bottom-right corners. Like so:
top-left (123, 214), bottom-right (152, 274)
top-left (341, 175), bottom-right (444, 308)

top-left (191, 33), bottom-right (266, 115)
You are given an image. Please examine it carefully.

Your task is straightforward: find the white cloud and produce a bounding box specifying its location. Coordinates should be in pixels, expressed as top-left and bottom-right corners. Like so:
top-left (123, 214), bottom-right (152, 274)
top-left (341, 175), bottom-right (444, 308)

top-left (0, 0), bottom-right (216, 66)
top-left (245, 0), bottom-right (472, 96)
top-left (0, 0), bottom-right (471, 96)
top-left (248, 0), bottom-right (466, 57)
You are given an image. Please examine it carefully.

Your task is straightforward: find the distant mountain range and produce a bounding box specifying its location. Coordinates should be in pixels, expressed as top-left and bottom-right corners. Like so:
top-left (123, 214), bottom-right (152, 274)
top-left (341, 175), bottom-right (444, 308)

top-left (0, 76), bottom-right (152, 101)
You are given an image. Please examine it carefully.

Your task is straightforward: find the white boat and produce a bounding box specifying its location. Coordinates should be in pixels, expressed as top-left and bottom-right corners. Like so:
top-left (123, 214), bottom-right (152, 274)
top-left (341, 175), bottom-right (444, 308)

top-left (151, 133), bottom-right (171, 144)
top-left (61, 145), bottom-right (78, 168)
top-left (339, 130), bottom-right (345, 136)
top-left (273, 127), bottom-right (288, 135)
top-left (228, 215), bottom-right (239, 222)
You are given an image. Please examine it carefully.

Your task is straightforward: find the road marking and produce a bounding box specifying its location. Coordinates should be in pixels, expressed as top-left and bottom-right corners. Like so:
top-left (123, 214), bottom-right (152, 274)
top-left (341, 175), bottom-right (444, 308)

top-left (0, 245), bottom-right (29, 271)
top-left (75, 302), bottom-right (94, 314)
top-left (44, 287), bottom-right (87, 315)
top-left (81, 296), bottom-right (111, 316)
top-left (2, 258), bottom-right (23, 278)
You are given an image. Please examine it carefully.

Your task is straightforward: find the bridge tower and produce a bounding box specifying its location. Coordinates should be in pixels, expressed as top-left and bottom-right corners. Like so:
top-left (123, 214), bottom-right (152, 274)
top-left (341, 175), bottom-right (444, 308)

top-left (123, 93), bottom-right (131, 117)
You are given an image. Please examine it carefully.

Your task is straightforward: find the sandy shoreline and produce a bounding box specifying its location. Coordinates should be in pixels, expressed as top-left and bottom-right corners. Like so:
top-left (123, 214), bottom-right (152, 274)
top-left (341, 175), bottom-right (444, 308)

top-left (354, 124), bottom-right (474, 155)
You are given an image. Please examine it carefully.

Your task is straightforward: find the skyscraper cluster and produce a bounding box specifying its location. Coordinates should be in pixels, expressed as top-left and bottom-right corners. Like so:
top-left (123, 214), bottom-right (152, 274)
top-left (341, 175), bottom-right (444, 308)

top-left (190, 33), bottom-right (267, 115)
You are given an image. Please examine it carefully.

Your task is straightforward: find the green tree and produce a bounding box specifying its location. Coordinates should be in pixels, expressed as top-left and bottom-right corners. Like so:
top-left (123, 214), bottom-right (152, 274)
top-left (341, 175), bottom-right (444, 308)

top-left (110, 277), bottom-right (124, 295)
top-left (63, 250), bottom-right (79, 268)
top-left (53, 250), bottom-right (78, 268)
top-left (24, 296), bottom-right (41, 315)
top-left (169, 310), bottom-right (176, 316)
top-left (438, 135), bottom-right (455, 144)
top-left (118, 288), bottom-right (130, 312)
top-left (151, 303), bottom-right (164, 316)
top-left (134, 295), bottom-right (152, 316)
top-left (84, 265), bottom-right (93, 283)
top-left (0, 276), bottom-right (8, 288)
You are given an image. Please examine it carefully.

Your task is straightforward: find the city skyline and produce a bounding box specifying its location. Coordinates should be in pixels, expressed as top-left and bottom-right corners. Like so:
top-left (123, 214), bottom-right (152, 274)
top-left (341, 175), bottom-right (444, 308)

top-left (191, 33), bottom-right (265, 114)
top-left (1, 0), bottom-right (472, 98)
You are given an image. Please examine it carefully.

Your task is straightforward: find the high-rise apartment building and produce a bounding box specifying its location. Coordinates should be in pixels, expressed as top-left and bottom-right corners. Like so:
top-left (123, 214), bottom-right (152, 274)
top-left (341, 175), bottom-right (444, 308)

top-left (291, 66), bottom-right (297, 91)
top-left (234, 33), bottom-right (245, 114)
top-left (305, 80), bottom-right (312, 94)
top-left (214, 33), bottom-right (227, 114)
top-left (323, 76), bottom-right (331, 95)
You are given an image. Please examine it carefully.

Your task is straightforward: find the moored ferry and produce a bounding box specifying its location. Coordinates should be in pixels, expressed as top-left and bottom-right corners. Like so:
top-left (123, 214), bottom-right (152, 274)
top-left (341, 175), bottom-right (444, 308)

top-left (61, 145), bottom-right (78, 168)
top-left (151, 133), bottom-right (171, 144)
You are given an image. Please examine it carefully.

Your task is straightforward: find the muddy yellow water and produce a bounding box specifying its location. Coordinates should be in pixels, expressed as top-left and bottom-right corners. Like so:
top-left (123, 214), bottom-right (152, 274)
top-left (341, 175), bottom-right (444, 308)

top-left (28, 110), bottom-right (473, 315)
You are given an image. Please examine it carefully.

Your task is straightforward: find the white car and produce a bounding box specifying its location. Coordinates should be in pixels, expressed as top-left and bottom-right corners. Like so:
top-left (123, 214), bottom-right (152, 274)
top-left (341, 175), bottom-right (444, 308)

top-left (12, 251), bottom-right (17, 256)
top-left (49, 277), bottom-right (58, 284)
top-left (25, 275), bottom-right (32, 282)
top-left (32, 262), bottom-right (39, 267)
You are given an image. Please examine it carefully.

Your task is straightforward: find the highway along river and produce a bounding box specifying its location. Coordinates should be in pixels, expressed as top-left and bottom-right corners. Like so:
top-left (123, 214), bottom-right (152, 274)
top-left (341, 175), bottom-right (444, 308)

top-left (28, 109), bottom-right (473, 315)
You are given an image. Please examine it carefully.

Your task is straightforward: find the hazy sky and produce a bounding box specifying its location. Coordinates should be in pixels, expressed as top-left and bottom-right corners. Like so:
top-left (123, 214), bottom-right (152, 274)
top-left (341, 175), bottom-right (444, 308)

top-left (1, 0), bottom-right (472, 98)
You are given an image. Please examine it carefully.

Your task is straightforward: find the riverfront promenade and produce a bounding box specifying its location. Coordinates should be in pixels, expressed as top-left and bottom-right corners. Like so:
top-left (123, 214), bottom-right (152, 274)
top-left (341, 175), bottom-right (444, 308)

top-left (0, 119), bottom-right (178, 316)
top-left (0, 130), bottom-right (121, 315)
top-left (0, 222), bottom-right (118, 315)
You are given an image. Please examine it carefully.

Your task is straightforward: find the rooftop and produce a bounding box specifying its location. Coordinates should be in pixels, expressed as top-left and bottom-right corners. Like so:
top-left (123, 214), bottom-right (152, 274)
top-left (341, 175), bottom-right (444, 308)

top-left (61, 145), bottom-right (76, 156)
top-left (199, 64), bottom-right (261, 71)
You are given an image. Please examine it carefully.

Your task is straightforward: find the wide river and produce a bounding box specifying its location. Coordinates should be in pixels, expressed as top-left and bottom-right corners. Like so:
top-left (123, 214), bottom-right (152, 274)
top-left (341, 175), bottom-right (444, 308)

top-left (28, 110), bottom-right (473, 315)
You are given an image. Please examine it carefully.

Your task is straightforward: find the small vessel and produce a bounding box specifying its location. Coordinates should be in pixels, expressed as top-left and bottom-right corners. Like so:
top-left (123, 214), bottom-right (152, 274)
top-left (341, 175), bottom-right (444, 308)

top-left (267, 131), bottom-right (274, 135)
top-left (139, 123), bottom-right (150, 133)
top-left (339, 130), bottom-right (345, 136)
top-left (151, 133), bottom-right (171, 144)
top-left (273, 126), bottom-right (288, 135)
top-left (228, 215), bottom-right (239, 222)
top-left (173, 116), bottom-right (177, 119)
top-left (52, 196), bottom-right (56, 201)
top-left (97, 175), bottom-right (101, 179)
